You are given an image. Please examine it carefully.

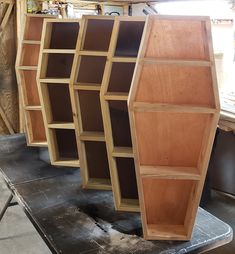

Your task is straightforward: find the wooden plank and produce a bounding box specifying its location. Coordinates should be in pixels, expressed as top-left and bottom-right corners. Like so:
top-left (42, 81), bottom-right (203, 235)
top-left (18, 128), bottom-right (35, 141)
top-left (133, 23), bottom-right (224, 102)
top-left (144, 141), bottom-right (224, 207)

top-left (0, 3), bottom-right (14, 31)
top-left (0, 105), bottom-right (15, 134)
top-left (128, 15), bottom-right (220, 240)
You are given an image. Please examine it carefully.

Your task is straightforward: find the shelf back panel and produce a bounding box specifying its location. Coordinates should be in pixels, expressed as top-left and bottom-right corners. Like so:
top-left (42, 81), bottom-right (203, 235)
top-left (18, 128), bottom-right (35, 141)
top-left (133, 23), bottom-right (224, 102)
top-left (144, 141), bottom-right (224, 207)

top-left (28, 110), bottom-right (46, 142)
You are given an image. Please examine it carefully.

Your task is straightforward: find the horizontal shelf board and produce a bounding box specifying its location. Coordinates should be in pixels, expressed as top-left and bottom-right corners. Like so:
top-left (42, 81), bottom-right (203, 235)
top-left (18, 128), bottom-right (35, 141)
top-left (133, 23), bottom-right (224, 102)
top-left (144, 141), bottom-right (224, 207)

top-left (119, 199), bottom-right (140, 212)
top-left (104, 92), bottom-right (128, 101)
top-left (42, 49), bottom-right (76, 54)
top-left (85, 178), bottom-right (112, 190)
top-left (111, 57), bottom-right (137, 63)
top-left (26, 14), bottom-right (57, 18)
top-left (80, 131), bottom-right (105, 141)
top-left (22, 40), bottom-right (41, 45)
top-left (78, 50), bottom-right (108, 56)
top-left (39, 78), bottom-right (70, 84)
top-left (132, 103), bottom-right (217, 114)
top-left (48, 122), bottom-right (75, 129)
top-left (142, 58), bottom-right (212, 67)
top-left (112, 147), bottom-right (133, 158)
top-left (52, 160), bottom-right (80, 168)
top-left (73, 84), bottom-right (101, 91)
top-left (140, 166), bottom-right (200, 180)
top-left (18, 66), bottom-right (37, 70)
top-left (24, 106), bottom-right (42, 110)
top-left (146, 224), bottom-right (188, 240)
top-left (28, 141), bottom-right (47, 147)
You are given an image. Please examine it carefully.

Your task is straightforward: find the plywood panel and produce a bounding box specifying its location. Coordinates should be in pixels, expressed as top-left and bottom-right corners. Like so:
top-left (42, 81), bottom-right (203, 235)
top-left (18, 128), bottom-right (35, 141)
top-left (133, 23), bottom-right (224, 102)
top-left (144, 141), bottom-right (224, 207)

top-left (24, 17), bottom-right (44, 40)
top-left (135, 64), bottom-right (215, 107)
top-left (21, 44), bottom-right (40, 66)
top-left (28, 110), bottom-right (46, 142)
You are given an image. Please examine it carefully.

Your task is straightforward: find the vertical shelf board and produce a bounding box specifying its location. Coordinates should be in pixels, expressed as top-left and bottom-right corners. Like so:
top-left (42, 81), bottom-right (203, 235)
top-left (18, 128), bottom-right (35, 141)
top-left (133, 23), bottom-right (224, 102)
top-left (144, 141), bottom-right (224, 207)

top-left (15, 14), bottom-right (55, 147)
top-left (37, 19), bottom-right (81, 167)
top-left (100, 17), bottom-right (145, 211)
top-left (128, 15), bottom-right (220, 240)
top-left (70, 16), bottom-right (117, 190)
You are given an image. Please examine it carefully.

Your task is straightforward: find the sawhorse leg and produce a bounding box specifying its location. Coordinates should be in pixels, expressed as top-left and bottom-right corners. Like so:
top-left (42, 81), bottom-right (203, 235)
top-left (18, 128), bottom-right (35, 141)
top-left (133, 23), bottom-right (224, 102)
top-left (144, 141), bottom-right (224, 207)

top-left (0, 194), bottom-right (18, 222)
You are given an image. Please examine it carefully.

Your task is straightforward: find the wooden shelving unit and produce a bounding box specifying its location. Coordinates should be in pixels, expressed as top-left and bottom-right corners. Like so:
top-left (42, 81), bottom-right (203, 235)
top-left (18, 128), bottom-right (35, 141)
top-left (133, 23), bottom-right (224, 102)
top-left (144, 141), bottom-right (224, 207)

top-left (128, 15), bottom-right (220, 240)
top-left (16, 14), bottom-right (55, 146)
top-left (100, 17), bottom-right (145, 211)
top-left (37, 19), bottom-right (80, 167)
top-left (70, 16), bottom-right (116, 189)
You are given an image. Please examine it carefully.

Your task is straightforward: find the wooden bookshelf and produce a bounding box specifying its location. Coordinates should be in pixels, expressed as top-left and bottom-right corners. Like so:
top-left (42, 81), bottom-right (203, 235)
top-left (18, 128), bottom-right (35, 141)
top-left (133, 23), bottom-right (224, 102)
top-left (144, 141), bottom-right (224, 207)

top-left (128, 15), bottom-right (220, 240)
top-left (16, 14), bottom-right (56, 146)
top-left (100, 17), bottom-right (145, 211)
top-left (70, 16), bottom-right (116, 189)
top-left (37, 19), bottom-right (80, 167)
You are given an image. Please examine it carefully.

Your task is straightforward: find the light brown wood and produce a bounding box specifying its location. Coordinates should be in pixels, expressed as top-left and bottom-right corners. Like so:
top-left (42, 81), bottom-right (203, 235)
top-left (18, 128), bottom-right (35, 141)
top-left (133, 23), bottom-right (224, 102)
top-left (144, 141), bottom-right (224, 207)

top-left (128, 15), bottom-right (220, 240)
top-left (37, 19), bottom-right (80, 167)
top-left (100, 16), bottom-right (145, 211)
top-left (15, 14), bottom-right (55, 146)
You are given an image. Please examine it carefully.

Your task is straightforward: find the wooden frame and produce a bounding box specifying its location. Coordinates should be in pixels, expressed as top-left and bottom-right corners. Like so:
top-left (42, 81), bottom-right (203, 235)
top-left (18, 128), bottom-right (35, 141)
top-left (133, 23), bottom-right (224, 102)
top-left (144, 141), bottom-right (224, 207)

top-left (70, 16), bottom-right (118, 189)
top-left (128, 15), bottom-right (220, 240)
top-left (100, 16), bottom-right (146, 211)
top-left (15, 14), bottom-right (56, 146)
top-left (37, 19), bottom-right (80, 167)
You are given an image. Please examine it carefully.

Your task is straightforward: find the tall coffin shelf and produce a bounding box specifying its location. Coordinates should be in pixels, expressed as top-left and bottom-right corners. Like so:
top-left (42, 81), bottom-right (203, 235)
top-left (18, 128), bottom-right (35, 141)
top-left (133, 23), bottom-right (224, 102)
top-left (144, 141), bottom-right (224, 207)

top-left (70, 16), bottom-right (115, 190)
top-left (100, 17), bottom-right (145, 211)
top-left (15, 14), bottom-right (55, 146)
top-left (37, 19), bottom-right (80, 167)
top-left (128, 15), bottom-right (220, 240)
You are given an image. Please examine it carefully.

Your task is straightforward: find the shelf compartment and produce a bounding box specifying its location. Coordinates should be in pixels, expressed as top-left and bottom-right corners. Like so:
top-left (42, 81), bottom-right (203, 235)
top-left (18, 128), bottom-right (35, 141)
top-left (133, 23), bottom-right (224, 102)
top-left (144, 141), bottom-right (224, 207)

top-left (144, 19), bottom-right (210, 60)
top-left (109, 101), bottom-right (132, 147)
top-left (135, 64), bottom-right (215, 108)
top-left (140, 166), bottom-right (200, 180)
top-left (27, 110), bottom-right (46, 144)
top-left (82, 19), bottom-right (114, 51)
top-left (52, 129), bottom-right (79, 161)
top-left (46, 83), bottom-right (73, 122)
top-left (141, 177), bottom-right (198, 240)
top-left (45, 22), bottom-right (80, 49)
top-left (44, 53), bottom-right (74, 79)
top-left (20, 44), bottom-right (40, 66)
top-left (115, 21), bottom-right (145, 57)
top-left (76, 56), bottom-right (106, 84)
top-left (23, 16), bottom-right (44, 41)
top-left (84, 141), bottom-right (110, 180)
top-left (134, 112), bottom-right (212, 168)
top-left (116, 157), bottom-right (138, 200)
top-left (19, 70), bottom-right (40, 106)
top-left (78, 90), bottom-right (104, 132)
top-left (107, 62), bottom-right (136, 93)
top-left (112, 147), bottom-right (133, 158)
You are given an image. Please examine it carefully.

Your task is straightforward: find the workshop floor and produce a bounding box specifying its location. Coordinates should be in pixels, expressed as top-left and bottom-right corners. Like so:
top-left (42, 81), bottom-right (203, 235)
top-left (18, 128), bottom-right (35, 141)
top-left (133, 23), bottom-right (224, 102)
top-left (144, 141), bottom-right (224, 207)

top-left (0, 176), bottom-right (234, 254)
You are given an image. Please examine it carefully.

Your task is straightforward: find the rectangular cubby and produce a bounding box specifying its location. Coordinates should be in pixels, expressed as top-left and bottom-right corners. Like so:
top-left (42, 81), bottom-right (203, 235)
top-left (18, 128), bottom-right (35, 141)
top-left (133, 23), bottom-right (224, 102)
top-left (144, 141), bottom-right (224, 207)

top-left (109, 101), bottom-right (132, 147)
top-left (21, 44), bottom-right (40, 66)
top-left (115, 21), bottom-right (145, 57)
top-left (47, 84), bottom-right (73, 123)
top-left (76, 56), bottom-right (106, 84)
top-left (116, 157), bottom-right (138, 200)
top-left (84, 141), bottom-right (110, 180)
top-left (53, 129), bottom-right (78, 160)
top-left (135, 64), bottom-right (215, 107)
top-left (142, 177), bottom-right (198, 239)
top-left (78, 91), bottom-right (104, 132)
top-left (107, 62), bottom-right (135, 93)
top-left (19, 70), bottom-right (40, 106)
top-left (27, 110), bottom-right (46, 143)
top-left (24, 16), bottom-right (44, 41)
top-left (82, 19), bottom-right (114, 51)
top-left (45, 22), bottom-right (80, 49)
top-left (44, 53), bottom-right (74, 79)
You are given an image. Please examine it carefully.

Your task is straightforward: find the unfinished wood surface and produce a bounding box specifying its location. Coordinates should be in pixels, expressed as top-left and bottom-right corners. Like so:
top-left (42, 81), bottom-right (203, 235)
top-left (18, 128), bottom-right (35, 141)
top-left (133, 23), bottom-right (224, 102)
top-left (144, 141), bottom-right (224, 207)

top-left (15, 14), bottom-right (55, 146)
top-left (128, 15), bottom-right (220, 240)
top-left (37, 19), bottom-right (80, 167)
top-left (100, 17), bottom-right (145, 211)
top-left (70, 16), bottom-right (115, 190)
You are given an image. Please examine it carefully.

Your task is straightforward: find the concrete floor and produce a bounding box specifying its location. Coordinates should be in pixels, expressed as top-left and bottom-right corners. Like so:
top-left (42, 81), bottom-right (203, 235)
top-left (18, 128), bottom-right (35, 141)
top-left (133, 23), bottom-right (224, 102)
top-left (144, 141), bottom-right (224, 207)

top-left (0, 176), bottom-right (234, 253)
